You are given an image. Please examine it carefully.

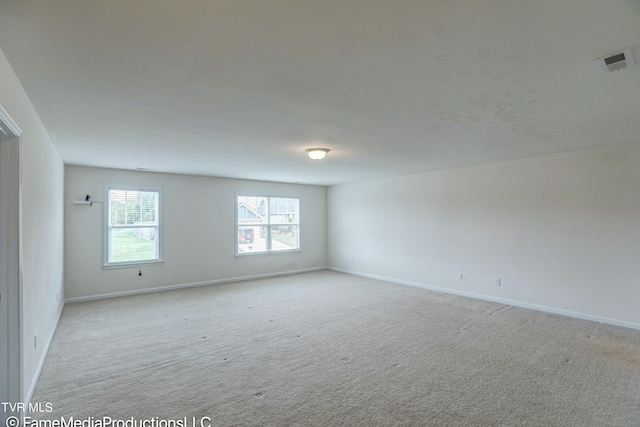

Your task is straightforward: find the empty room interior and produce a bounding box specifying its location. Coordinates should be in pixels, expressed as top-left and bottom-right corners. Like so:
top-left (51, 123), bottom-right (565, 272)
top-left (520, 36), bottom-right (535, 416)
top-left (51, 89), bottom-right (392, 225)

top-left (1, 1), bottom-right (640, 425)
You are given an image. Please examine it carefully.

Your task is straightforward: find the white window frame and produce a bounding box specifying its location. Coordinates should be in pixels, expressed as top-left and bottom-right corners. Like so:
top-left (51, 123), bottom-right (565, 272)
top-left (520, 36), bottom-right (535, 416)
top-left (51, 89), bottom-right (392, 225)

top-left (236, 193), bottom-right (301, 256)
top-left (104, 185), bottom-right (162, 267)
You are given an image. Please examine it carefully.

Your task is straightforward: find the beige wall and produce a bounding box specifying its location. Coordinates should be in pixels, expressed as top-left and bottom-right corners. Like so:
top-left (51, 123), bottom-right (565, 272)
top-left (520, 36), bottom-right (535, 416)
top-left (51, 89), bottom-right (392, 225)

top-left (65, 166), bottom-right (326, 300)
top-left (328, 142), bottom-right (640, 328)
top-left (0, 48), bottom-right (65, 401)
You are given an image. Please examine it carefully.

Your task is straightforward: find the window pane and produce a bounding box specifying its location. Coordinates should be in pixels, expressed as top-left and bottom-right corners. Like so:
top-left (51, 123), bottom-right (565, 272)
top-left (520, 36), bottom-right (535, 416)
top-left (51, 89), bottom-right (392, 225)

top-left (269, 197), bottom-right (299, 224)
top-left (237, 226), bottom-right (267, 254)
top-left (109, 189), bottom-right (159, 226)
top-left (109, 190), bottom-right (127, 225)
top-left (109, 228), bottom-right (158, 263)
top-left (271, 225), bottom-right (298, 251)
top-left (237, 196), bottom-right (268, 225)
top-left (139, 191), bottom-right (159, 224)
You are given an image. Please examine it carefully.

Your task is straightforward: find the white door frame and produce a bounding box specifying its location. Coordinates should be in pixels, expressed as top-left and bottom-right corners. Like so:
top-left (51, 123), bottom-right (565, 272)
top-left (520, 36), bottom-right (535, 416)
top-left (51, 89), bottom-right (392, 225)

top-left (0, 104), bottom-right (23, 422)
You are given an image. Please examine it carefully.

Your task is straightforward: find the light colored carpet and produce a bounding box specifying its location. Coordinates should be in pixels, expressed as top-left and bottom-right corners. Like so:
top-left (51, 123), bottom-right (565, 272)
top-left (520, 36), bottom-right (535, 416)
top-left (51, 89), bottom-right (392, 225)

top-left (30, 271), bottom-right (640, 426)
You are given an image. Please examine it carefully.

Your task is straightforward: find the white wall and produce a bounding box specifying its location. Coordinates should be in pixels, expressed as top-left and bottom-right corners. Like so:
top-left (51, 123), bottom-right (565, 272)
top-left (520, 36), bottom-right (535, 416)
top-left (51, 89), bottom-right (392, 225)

top-left (65, 166), bottom-right (326, 300)
top-left (0, 48), bottom-right (65, 401)
top-left (328, 142), bottom-right (640, 328)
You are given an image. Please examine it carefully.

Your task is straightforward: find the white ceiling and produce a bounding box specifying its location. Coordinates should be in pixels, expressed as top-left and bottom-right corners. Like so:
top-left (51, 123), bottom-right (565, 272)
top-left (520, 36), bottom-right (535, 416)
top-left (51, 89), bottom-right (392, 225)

top-left (1, 0), bottom-right (639, 186)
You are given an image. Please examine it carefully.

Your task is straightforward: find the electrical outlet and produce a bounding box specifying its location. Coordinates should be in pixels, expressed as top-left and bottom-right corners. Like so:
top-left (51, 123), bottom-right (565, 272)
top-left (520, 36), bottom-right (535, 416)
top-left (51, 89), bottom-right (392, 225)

top-left (457, 273), bottom-right (464, 280)
top-left (494, 278), bottom-right (501, 286)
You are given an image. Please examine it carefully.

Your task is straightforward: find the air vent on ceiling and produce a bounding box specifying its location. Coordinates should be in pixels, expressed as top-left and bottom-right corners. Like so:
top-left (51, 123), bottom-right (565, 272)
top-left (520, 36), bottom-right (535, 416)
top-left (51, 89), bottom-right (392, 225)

top-left (598, 48), bottom-right (635, 73)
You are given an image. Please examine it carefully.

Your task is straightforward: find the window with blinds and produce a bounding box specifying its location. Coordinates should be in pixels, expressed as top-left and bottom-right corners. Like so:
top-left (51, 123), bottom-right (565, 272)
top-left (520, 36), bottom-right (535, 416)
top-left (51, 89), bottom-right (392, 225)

top-left (105, 186), bottom-right (161, 266)
top-left (236, 194), bottom-right (300, 255)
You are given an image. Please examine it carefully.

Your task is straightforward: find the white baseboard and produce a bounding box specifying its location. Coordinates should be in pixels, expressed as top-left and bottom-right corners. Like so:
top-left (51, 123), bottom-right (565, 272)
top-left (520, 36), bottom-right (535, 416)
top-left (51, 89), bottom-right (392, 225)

top-left (328, 267), bottom-right (640, 331)
top-left (65, 267), bottom-right (327, 304)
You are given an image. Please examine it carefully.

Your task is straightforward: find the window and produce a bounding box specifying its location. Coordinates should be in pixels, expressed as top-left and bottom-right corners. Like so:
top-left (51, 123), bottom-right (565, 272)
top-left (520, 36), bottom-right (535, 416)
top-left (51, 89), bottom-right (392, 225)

top-left (105, 186), bottom-right (161, 266)
top-left (236, 194), bottom-right (300, 255)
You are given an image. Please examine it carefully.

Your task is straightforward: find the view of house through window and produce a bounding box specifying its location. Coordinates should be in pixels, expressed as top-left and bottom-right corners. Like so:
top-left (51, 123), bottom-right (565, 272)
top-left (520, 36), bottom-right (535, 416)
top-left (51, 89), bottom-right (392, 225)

top-left (105, 187), bottom-right (161, 265)
top-left (237, 195), bottom-right (300, 254)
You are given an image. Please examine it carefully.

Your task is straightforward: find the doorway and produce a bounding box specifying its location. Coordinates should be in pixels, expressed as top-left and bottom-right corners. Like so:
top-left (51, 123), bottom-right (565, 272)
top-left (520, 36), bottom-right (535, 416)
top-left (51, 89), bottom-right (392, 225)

top-left (0, 104), bottom-right (22, 422)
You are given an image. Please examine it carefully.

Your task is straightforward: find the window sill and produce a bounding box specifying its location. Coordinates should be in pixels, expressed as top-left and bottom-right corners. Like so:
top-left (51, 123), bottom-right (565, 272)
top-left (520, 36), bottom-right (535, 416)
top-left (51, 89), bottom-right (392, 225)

top-left (102, 259), bottom-right (163, 270)
top-left (235, 249), bottom-right (302, 257)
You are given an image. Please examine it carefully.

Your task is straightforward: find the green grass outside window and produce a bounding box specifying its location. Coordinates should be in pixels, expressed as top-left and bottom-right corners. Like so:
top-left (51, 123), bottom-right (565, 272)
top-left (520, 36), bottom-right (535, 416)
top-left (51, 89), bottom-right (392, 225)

top-left (110, 229), bottom-right (157, 263)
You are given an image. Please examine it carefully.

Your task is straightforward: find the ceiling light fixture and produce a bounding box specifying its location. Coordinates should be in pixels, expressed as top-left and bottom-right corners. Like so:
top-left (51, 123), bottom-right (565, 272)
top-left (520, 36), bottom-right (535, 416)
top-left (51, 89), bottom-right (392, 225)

top-left (306, 148), bottom-right (330, 160)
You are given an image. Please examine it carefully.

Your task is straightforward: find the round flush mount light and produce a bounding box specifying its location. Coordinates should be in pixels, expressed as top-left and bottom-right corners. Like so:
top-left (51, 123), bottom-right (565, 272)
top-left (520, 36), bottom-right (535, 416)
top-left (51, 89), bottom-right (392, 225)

top-left (306, 148), bottom-right (330, 160)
